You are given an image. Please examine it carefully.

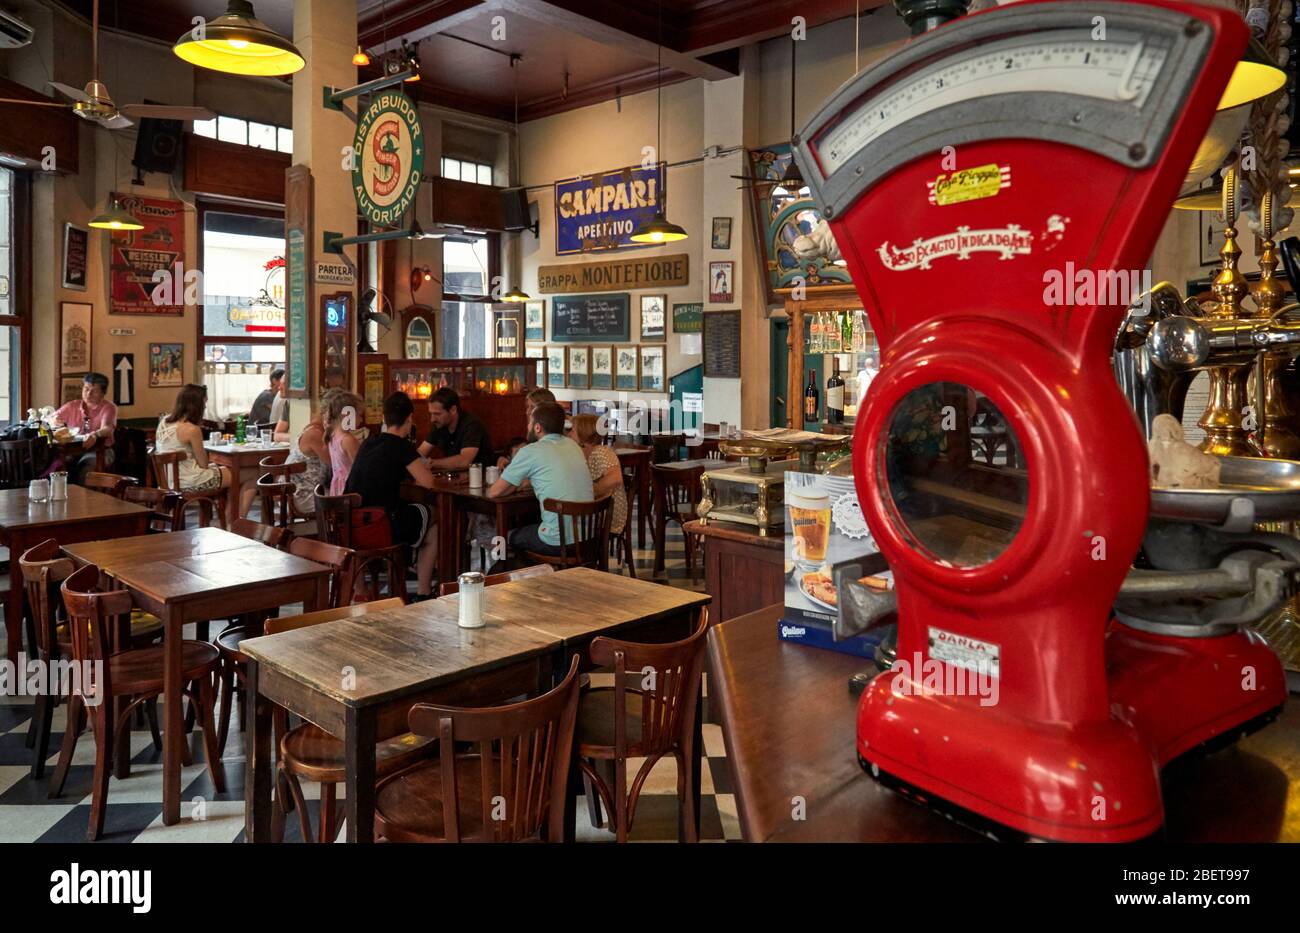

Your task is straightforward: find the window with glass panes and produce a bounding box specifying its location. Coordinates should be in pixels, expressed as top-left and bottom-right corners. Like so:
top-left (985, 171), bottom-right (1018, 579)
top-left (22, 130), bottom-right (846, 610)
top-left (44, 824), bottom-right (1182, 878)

top-left (194, 115), bottom-right (293, 154)
top-left (0, 168), bottom-right (26, 425)
top-left (441, 157), bottom-right (493, 186)
top-left (440, 234), bottom-right (492, 358)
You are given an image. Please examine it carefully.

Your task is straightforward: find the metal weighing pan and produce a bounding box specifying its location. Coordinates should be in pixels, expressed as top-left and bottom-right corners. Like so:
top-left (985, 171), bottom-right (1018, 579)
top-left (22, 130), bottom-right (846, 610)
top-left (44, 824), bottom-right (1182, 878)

top-left (1150, 456), bottom-right (1300, 530)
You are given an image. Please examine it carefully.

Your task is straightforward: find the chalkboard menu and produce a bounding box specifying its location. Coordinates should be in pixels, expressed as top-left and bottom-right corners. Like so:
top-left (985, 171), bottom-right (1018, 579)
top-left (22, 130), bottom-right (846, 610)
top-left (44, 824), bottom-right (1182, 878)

top-left (551, 293), bottom-right (631, 343)
top-left (703, 309), bottom-right (741, 378)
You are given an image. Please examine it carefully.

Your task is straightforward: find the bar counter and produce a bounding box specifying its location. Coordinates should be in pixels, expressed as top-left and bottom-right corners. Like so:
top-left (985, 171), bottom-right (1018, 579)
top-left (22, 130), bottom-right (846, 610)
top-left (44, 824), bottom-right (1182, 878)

top-left (684, 519), bottom-right (783, 623)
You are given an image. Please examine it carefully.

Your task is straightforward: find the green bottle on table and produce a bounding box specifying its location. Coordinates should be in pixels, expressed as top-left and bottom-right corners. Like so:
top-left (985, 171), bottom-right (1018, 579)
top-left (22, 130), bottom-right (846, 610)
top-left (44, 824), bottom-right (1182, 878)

top-left (236, 415), bottom-right (246, 443)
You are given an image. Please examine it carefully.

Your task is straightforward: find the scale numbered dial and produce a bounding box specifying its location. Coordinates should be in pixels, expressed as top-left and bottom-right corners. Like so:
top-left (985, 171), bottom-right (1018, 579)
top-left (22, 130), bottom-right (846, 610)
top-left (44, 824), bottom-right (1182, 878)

top-left (815, 30), bottom-right (1172, 176)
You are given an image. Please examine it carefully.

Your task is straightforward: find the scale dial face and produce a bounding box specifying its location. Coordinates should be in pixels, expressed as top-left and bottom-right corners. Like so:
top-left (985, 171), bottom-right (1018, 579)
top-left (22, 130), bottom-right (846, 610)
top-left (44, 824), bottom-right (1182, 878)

top-left (814, 30), bottom-right (1171, 177)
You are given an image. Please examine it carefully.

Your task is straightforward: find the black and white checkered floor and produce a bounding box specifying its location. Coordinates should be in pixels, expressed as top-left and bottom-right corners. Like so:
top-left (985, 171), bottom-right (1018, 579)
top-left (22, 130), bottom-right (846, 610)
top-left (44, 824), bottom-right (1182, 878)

top-left (0, 519), bottom-right (742, 842)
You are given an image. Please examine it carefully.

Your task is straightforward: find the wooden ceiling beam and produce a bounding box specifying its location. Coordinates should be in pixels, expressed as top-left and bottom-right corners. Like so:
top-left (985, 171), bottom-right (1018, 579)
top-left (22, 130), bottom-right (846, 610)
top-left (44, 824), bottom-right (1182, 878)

top-left (682, 0), bottom-right (891, 57)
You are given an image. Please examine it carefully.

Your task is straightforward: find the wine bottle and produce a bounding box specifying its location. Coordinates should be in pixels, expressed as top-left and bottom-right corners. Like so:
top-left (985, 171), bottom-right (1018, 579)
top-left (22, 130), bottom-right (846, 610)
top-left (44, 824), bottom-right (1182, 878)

top-left (804, 369), bottom-right (820, 423)
top-left (826, 358), bottom-right (845, 424)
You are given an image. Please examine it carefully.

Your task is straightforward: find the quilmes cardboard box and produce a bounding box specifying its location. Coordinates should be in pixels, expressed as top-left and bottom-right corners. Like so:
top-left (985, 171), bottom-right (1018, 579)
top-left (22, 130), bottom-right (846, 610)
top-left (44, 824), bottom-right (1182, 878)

top-left (781, 469), bottom-right (891, 659)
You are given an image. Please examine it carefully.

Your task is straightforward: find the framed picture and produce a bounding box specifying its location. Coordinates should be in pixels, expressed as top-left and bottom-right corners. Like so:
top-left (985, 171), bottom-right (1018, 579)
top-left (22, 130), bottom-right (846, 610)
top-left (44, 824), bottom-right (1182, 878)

top-left (526, 344), bottom-right (546, 385)
top-left (60, 302), bottom-right (92, 373)
top-left (591, 346), bottom-right (614, 390)
top-left (495, 310), bottom-right (522, 356)
top-left (62, 223), bottom-right (88, 291)
top-left (525, 300), bottom-right (546, 341)
top-left (639, 345), bottom-right (665, 392)
top-left (709, 261), bottom-right (734, 303)
top-left (711, 216), bottom-right (732, 250)
top-left (615, 345), bottom-right (639, 391)
top-left (639, 294), bottom-right (666, 342)
top-left (149, 342), bottom-right (184, 387)
top-left (567, 345), bottom-right (590, 389)
top-left (546, 346), bottom-right (566, 388)
top-left (60, 376), bottom-right (83, 405)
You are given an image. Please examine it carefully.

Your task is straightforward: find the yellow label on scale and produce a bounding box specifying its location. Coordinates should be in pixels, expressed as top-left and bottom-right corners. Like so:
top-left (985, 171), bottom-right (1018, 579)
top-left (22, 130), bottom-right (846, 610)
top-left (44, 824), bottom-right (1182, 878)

top-left (927, 163), bottom-right (1011, 206)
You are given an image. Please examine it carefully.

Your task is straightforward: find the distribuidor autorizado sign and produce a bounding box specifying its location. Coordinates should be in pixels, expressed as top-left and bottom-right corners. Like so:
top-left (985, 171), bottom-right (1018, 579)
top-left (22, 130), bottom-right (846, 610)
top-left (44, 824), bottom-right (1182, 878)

top-left (352, 91), bottom-right (424, 226)
top-left (537, 253), bottom-right (688, 295)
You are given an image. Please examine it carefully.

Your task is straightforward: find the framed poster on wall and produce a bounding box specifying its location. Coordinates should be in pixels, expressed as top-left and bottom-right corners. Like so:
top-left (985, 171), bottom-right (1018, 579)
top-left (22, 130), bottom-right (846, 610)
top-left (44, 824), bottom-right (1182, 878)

top-left (639, 294), bottom-right (666, 342)
top-left (108, 195), bottom-right (186, 315)
top-left (567, 345), bottom-right (590, 389)
top-left (149, 343), bottom-right (184, 387)
top-left (60, 376), bottom-right (84, 404)
top-left (60, 301), bottom-right (92, 373)
top-left (591, 347), bottom-right (613, 390)
top-left (525, 300), bottom-right (545, 341)
top-left (616, 346), bottom-right (639, 390)
top-left (284, 165), bottom-right (314, 398)
top-left (62, 223), bottom-right (88, 291)
top-left (639, 345), bottom-right (665, 392)
top-left (546, 346), bottom-right (566, 388)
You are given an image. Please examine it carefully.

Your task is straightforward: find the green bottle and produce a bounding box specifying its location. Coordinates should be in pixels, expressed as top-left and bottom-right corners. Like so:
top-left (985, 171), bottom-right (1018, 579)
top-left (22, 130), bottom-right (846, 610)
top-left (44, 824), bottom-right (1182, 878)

top-left (236, 415), bottom-right (246, 443)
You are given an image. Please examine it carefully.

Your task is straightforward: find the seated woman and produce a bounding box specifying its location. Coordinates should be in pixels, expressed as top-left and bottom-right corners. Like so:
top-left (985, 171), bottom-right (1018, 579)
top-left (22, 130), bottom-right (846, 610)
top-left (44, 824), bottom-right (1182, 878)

top-left (276, 389), bottom-right (333, 517)
top-left (568, 413), bottom-right (627, 539)
top-left (326, 390), bottom-right (365, 496)
top-left (155, 383), bottom-right (232, 499)
top-left (51, 372), bottom-right (117, 484)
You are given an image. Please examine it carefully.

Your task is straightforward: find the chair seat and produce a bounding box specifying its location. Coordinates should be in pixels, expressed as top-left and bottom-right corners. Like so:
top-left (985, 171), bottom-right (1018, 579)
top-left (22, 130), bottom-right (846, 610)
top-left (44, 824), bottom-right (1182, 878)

top-left (107, 640), bottom-right (221, 695)
top-left (214, 626), bottom-right (253, 664)
top-left (375, 754), bottom-right (529, 843)
top-left (575, 686), bottom-right (645, 756)
top-left (280, 723), bottom-right (431, 784)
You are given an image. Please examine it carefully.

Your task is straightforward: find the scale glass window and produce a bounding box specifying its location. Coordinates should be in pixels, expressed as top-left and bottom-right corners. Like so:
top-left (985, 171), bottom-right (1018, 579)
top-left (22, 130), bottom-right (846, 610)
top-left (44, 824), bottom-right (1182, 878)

top-left (883, 383), bottom-right (1027, 567)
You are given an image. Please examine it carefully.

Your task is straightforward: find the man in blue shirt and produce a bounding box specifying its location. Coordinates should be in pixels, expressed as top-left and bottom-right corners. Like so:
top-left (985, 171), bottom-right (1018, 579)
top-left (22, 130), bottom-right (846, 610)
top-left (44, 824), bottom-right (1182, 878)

top-left (488, 401), bottom-right (594, 563)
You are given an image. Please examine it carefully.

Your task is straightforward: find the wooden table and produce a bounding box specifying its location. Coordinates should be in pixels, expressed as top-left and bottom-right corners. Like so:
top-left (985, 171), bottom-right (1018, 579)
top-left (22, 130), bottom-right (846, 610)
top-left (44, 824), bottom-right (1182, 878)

top-left (404, 475), bottom-right (539, 584)
top-left (203, 441), bottom-right (289, 527)
top-left (708, 604), bottom-right (1300, 842)
top-left (64, 527), bottom-right (331, 827)
top-left (686, 519), bottom-right (784, 623)
top-left (0, 485), bottom-right (151, 665)
top-left (243, 566), bottom-right (709, 842)
top-left (651, 459), bottom-right (731, 577)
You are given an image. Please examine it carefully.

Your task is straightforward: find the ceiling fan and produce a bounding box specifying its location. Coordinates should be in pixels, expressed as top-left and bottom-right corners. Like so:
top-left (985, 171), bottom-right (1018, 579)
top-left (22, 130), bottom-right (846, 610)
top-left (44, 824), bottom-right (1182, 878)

top-left (732, 34), bottom-right (806, 192)
top-left (0, 0), bottom-right (214, 130)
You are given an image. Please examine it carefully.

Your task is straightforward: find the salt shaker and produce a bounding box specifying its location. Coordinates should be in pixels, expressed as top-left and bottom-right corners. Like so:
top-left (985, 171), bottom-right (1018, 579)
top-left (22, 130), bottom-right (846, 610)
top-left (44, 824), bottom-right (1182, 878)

top-left (457, 572), bottom-right (486, 628)
top-left (468, 463), bottom-right (483, 488)
top-left (49, 471), bottom-right (68, 501)
top-left (485, 465), bottom-right (500, 485)
top-left (28, 478), bottom-right (49, 503)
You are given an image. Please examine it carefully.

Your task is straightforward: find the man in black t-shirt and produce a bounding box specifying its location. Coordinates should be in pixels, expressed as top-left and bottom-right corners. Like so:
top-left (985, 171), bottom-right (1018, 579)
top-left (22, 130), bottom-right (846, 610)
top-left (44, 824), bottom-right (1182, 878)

top-left (417, 387), bottom-right (495, 470)
top-left (345, 392), bottom-right (438, 599)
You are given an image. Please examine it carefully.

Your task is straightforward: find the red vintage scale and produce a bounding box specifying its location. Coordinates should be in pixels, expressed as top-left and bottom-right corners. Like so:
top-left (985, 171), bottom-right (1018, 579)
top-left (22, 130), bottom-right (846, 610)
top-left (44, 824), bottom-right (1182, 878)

top-left (793, 0), bottom-right (1288, 842)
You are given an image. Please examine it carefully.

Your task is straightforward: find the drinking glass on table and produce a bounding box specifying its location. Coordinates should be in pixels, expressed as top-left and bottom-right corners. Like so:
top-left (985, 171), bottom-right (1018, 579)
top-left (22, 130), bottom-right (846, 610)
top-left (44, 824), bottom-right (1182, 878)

top-left (260, 429), bottom-right (273, 446)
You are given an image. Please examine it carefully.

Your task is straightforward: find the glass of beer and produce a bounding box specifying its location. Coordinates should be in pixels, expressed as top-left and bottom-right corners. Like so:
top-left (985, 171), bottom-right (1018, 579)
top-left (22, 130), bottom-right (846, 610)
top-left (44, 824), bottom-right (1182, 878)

top-left (787, 488), bottom-right (831, 569)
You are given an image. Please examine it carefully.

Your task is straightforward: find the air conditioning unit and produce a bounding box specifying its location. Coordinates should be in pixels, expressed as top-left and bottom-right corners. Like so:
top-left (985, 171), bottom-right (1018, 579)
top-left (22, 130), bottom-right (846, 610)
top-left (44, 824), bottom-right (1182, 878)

top-left (0, 10), bottom-right (33, 49)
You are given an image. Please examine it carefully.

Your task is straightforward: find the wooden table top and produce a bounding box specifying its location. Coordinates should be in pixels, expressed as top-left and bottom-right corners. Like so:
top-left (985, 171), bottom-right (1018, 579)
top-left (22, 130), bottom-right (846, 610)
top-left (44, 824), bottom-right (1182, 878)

top-left (424, 475), bottom-right (536, 504)
top-left (241, 593), bottom-right (561, 707)
top-left (204, 442), bottom-right (290, 458)
top-left (709, 604), bottom-right (1300, 842)
top-left (441, 566), bottom-right (710, 644)
top-left (64, 528), bottom-right (329, 606)
top-left (655, 458), bottom-right (728, 473)
top-left (0, 485), bottom-right (151, 532)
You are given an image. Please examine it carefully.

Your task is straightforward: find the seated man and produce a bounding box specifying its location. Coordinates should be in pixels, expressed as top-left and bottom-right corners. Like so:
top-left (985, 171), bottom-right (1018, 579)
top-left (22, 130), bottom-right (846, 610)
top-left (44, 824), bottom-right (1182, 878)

top-left (487, 401), bottom-right (593, 568)
top-left (417, 387), bottom-right (495, 470)
top-left (345, 392), bottom-right (438, 600)
top-left (496, 388), bottom-right (556, 470)
top-left (248, 368), bottom-right (283, 427)
top-left (52, 372), bottom-right (118, 483)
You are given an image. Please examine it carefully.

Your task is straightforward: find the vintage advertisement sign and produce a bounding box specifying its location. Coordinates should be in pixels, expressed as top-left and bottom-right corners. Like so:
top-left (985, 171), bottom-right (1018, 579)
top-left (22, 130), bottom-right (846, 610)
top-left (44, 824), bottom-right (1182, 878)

top-left (315, 259), bottom-right (355, 286)
top-left (554, 162), bottom-right (665, 255)
top-left (285, 227), bottom-right (310, 394)
top-left (109, 194), bottom-right (186, 315)
top-left (352, 90), bottom-right (425, 226)
top-left (537, 253), bottom-right (687, 294)
top-left (672, 302), bottom-right (703, 334)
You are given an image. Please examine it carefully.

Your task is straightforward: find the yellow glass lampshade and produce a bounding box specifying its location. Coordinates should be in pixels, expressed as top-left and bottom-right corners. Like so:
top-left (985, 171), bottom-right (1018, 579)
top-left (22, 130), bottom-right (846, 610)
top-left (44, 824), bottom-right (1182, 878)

top-left (629, 211), bottom-right (688, 244)
top-left (174, 1), bottom-right (304, 77)
top-left (89, 200), bottom-right (143, 231)
top-left (501, 285), bottom-right (531, 302)
top-left (352, 46), bottom-right (370, 67)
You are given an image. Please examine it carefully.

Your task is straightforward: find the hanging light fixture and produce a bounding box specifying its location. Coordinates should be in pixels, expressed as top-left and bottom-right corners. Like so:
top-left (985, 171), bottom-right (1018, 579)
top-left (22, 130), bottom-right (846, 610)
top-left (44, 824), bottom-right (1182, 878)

top-left (630, 0), bottom-right (687, 245)
top-left (352, 45), bottom-right (370, 66)
top-left (402, 40), bottom-right (421, 82)
top-left (501, 55), bottom-right (532, 301)
top-left (174, 1), bottom-right (304, 76)
top-left (89, 196), bottom-right (143, 230)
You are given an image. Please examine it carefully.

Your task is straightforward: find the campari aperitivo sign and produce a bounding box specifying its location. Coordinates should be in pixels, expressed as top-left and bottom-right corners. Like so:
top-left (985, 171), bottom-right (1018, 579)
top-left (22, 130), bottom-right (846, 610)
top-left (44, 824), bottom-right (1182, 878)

top-left (352, 91), bottom-right (425, 226)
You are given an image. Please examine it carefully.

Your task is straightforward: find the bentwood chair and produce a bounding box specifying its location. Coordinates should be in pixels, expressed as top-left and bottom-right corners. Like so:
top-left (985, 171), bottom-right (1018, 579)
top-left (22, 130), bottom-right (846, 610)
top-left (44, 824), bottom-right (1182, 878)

top-left (123, 486), bottom-right (186, 533)
top-left (83, 471), bottom-right (136, 498)
top-left (149, 449), bottom-right (228, 529)
top-left (574, 608), bottom-right (710, 843)
top-left (314, 486), bottom-right (405, 600)
top-left (650, 463), bottom-right (704, 579)
top-left (436, 562), bottom-right (554, 597)
top-left (257, 456), bottom-right (315, 534)
top-left (0, 437), bottom-right (47, 489)
top-left (523, 495), bottom-right (613, 573)
top-left (263, 598), bottom-right (428, 843)
top-left (212, 519), bottom-right (293, 754)
top-left (372, 656), bottom-right (581, 843)
top-left (607, 470), bottom-right (637, 578)
top-left (53, 564), bottom-right (224, 841)
top-left (18, 541), bottom-right (162, 778)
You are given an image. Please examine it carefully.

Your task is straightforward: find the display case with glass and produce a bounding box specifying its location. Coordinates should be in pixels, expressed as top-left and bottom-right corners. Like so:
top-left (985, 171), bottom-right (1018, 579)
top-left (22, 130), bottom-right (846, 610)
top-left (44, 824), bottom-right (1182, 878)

top-left (698, 460), bottom-right (800, 536)
top-left (386, 357), bottom-right (539, 450)
top-left (783, 288), bottom-right (879, 433)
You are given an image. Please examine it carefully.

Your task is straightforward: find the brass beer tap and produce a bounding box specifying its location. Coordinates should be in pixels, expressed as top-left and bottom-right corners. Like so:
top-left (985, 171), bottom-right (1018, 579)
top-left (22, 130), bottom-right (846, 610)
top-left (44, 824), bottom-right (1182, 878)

top-left (1248, 191), bottom-right (1300, 458)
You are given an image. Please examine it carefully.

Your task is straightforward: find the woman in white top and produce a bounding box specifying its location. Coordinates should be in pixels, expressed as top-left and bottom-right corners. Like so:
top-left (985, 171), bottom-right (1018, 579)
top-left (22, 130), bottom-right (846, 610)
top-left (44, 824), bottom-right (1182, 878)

top-left (155, 383), bottom-right (232, 497)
